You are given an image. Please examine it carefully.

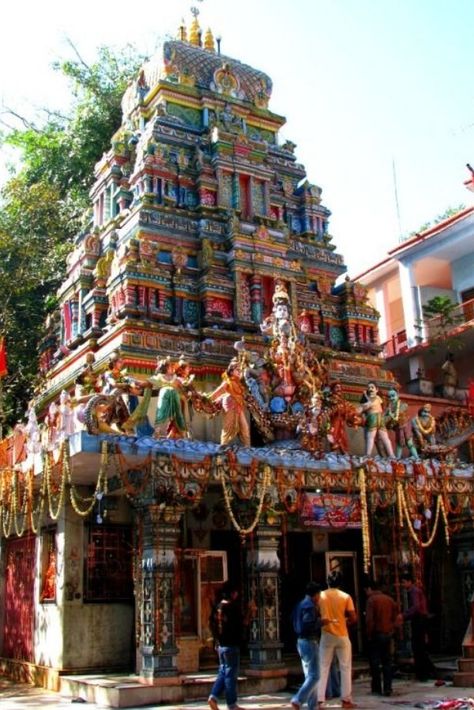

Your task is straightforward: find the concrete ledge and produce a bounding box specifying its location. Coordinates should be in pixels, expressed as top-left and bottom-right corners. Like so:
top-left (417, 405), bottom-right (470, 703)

top-left (453, 671), bottom-right (474, 687)
top-left (59, 669), bottom-right (289, 708)
top-left (0, 658), bottom-right (60, 691)
top-left (60, 675), bottom-right (184, 708)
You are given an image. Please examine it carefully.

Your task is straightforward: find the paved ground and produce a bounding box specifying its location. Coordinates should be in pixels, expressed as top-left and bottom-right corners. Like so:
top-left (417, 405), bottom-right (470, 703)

top-left (1, 675), bottom-right (473, 710)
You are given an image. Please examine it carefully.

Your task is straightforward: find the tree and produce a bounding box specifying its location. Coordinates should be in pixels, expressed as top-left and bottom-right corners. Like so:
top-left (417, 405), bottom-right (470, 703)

top-left (422, 295), bottom-right (463, 351)
top-left (0, 42), bottom-right (146, 428)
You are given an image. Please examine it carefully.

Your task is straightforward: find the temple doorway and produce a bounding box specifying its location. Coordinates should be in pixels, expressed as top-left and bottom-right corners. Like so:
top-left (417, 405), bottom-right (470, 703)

top-left (3, 534), bottom-right (36, 662)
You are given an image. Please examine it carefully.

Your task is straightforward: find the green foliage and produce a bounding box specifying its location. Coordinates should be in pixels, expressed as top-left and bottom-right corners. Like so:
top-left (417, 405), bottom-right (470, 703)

top-left (403, 204), bottom-right (466, 242)
top-left (422, 295), bottom-right (464, 352)
top-left (0, 42), bottom-right (145, 429)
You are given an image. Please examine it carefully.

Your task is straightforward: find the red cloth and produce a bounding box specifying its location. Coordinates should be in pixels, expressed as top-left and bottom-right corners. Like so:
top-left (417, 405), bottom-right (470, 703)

top-left (469, 382), bottom-right (474, 412)
top-left (0, 336), bottom-right (7, 378)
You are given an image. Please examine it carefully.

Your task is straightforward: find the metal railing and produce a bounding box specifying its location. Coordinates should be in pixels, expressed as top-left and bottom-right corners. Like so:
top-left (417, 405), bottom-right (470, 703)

top-left (381, 297), bottom-right (474, 358)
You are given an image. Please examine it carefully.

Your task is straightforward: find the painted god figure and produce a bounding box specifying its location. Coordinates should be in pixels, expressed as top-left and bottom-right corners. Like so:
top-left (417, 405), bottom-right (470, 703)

top-left (149, 357), bottom-right (191, 439)
top-left (384, 388), bottom-right (418, 459)
top-left (209, 360), bottom-right (251, 447)
top-left (357, 382), bottom-right (394, 458)
top-left (411, 403), bottom-right (437, 451)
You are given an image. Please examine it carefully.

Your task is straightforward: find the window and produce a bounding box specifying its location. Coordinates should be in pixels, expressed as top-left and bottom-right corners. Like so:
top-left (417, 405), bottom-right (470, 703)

top-left (84, 524), bottom-right (133, 602)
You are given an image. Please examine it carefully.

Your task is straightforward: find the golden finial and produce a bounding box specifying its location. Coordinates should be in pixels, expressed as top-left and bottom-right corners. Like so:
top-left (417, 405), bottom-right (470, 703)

top-left (204, 27), bottom-right (215, 52)
top-left (178, 19), bottom-right (187, 42)
top-left (189, 13), bottom-right (201, 46)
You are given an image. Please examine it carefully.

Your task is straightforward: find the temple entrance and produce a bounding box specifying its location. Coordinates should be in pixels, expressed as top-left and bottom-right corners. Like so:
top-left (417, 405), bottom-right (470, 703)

top-left (3, 534), bottom-right (36, 662)
top-left (280, 531), bottom-right (314, 651)
top-left (178, 549), bottom-right (229, 668)
top-left (324, 551), bottom-right (362, 652)
top-left (280, 530), bottom-right (364, 653)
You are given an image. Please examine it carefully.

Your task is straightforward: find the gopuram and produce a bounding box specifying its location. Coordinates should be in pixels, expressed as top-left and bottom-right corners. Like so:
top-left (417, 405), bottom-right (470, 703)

top-left (1, 12), bottom-right (474, 705)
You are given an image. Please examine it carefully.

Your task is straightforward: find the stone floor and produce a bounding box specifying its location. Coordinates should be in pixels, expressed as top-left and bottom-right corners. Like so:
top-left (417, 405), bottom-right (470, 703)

top-left (1, 675), bottom-right (474, 710)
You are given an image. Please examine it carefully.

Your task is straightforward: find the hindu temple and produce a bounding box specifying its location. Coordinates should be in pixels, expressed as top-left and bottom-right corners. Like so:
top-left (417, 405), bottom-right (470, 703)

top-left (1, 10), bottom-right (474, 706)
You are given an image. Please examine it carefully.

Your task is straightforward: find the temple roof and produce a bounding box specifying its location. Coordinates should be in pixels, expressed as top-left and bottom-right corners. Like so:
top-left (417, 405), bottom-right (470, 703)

top-left (123, 39), bottom-right (273, 118)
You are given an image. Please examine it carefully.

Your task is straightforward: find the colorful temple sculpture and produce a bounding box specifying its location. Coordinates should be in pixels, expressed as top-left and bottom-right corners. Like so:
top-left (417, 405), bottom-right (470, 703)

top-left (1, 13), bottom-right (474, 705)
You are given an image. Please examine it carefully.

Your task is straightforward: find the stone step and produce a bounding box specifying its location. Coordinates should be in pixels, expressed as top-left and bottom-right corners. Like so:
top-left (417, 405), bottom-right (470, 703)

top-left (59, 668), bottom-right (288, 709)
top-left (453, 671), bottom-right (474, 687)
top-left (458, 658), bottom-right (474, 672)
top-left (463, 644), bottom-right (474, 659)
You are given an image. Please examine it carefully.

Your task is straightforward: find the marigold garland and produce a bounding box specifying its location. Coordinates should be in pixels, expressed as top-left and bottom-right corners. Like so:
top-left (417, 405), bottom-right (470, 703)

top-left (220, 464), bottom-right (272, 538)
top-left (397, 483), bottom-right (449, 548)
top-left (358, 468), bottom-right (371, 573)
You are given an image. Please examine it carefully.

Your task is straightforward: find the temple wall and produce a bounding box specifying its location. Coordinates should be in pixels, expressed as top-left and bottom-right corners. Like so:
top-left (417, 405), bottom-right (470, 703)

top-left (60, 498), bottom-right (134, 671)
top-left (63, 603), bottom-right (134, 670)
top-left (452, 252), bottom-right (474, 297)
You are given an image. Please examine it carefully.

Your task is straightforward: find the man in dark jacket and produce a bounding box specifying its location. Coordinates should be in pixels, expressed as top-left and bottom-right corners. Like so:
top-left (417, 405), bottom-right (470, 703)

top-left (398, 573), bottom-right (436, 681)
top-left (365, 579), bottom-right (398, 696)
top-left (291, 581), bottom-right (328, 710)
top-left (208, 581), bottom-right (245, 710)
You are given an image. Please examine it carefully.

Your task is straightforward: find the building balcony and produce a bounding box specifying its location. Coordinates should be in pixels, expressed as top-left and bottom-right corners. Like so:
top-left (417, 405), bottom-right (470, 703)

top-left (382, 297), bottom-right (474, 359)
top-left (380, 297), bottom-right (474, 401)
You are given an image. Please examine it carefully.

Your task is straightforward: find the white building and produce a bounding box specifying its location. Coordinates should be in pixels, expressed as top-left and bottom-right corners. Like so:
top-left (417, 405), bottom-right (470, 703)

top-left (356, 204), bottom-right (474, 400)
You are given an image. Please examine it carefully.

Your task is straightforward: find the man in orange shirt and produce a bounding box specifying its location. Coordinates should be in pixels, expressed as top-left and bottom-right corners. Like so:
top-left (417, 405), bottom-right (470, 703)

top-left (317, 571), bottom-right (357, 710)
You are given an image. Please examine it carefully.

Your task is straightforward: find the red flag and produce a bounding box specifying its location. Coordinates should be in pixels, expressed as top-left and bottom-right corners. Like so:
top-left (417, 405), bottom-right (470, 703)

top-left (0, 337), bottom-right (7, 378)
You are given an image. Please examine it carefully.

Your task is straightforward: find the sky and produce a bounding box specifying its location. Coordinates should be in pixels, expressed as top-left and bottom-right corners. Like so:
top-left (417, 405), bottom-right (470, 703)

top-left (1, 0), bottom-right (474, 277)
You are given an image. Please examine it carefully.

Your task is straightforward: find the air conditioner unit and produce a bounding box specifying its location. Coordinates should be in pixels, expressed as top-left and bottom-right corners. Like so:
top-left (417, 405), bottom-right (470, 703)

top-left (200, 551), bottom-right (228, 583)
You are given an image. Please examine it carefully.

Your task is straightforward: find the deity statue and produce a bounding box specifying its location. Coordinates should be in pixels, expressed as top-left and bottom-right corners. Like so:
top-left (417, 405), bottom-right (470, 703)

top-left (260, 281), bottom-right (297, 345)
top-left (93, 246), bottom-right (116, 286)
top-left (298, 392), bottom-right (325, 454)
top-left (384, 388), bottom-right (419, 459)
top-left (85, 351), bottom-right (151, 436)
top-left (149, 357), bottom-right (191, 439)
top-left (41, 550), bottom-right (57, 601)
top-left (101, 352), bottom-right (137, 434)
top-left (58, 390), bottom-right (75, 438)
top-left (24, 403), bottom-right (42, 455)
top-left (75, 352), bottom-right (100, 399)
top-left (43, 400), bottom-right (60, 449)
top-left (297, 309), bottom-right (312, 334)
top-left (411, 403), bottom-right (437, 451)
top-left (325, 382), bottom-right (361, 454)
top-left (234, 338), bottom-right (271, 411)
top-left (209, 360), bottom-right (251, 447)
top-left (357, 382), bottom-right (394, 458)
top-left (441, 353), bottom-right (458, 397)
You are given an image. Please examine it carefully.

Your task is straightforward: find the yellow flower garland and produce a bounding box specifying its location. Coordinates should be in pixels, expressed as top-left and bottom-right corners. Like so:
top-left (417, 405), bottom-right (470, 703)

top-left (397, 484), bottom-right (448, 548)
top-left (220, 464), bottom-right (272, 538)
top-left (358, 468), bottom-right (371, 573)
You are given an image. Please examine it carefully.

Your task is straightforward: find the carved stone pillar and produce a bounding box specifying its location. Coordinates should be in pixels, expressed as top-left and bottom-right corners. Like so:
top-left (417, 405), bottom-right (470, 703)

top-left (247, 525), bottom-right (284, 670)
top-left (138, 504), bottom-right (183, 680)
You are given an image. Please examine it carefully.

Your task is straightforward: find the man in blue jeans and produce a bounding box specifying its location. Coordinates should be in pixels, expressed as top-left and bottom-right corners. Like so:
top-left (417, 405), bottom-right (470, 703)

top-left (291, 582), bottom-right (329, 710)
top-left (208, 581), bottom-right (245, 710)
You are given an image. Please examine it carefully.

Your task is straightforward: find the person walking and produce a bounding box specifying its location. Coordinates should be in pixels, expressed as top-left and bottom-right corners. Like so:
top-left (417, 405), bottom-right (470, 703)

top-left (208, 581), bottom-right (245, 710)
top-left (398, 572), bottom-right (436, 682)
top-left (317, 571), bottom-right (358, 709)
top-left (365, 579), bottom-right (398, 696)
top-left (290, 582), bottom-right (329, 710)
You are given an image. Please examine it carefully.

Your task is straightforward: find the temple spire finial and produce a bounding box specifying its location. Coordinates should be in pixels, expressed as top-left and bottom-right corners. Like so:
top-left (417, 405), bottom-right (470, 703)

top-left (189, 14), bottom-right (201, 46)
top-left (178, 18), bottom-right (187, 42)
top-left (189, 1), bottom-right (204, 46)
top-left (204, 27), bottom-right (215, 52)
